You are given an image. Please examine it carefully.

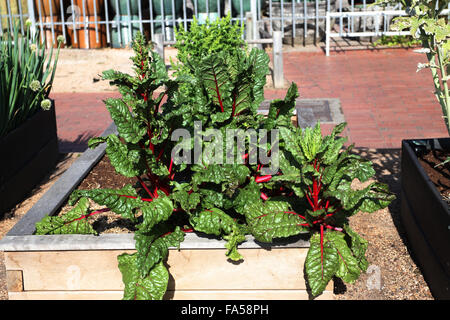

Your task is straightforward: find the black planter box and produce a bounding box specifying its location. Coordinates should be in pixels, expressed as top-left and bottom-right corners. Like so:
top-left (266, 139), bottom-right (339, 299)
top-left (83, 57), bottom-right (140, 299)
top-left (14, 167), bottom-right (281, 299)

top-left (401, 139), bottom-right (450, 299)
top-left (0, 103), bottom-right (59, 217)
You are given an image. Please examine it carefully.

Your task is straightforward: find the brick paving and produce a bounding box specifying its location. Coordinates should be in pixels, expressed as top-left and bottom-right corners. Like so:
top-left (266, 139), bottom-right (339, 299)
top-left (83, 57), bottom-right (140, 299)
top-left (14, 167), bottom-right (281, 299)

top-left (50, 48), bottom-right (449, 153)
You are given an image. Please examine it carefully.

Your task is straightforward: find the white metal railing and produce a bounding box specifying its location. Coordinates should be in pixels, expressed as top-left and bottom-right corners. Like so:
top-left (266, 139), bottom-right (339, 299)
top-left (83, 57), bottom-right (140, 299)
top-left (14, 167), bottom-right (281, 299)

top-left (1, 0), bottom-right (393, 48)
top-left (325, 8), bottom-right (450, 56)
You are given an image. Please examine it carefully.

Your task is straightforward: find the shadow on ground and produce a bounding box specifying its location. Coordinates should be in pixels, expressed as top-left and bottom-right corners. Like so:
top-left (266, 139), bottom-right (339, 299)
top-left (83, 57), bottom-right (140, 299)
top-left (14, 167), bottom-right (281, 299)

top-left (351, 147), bottom-right (411, 244)
top-left (58, 132), bottom-right (97, 153)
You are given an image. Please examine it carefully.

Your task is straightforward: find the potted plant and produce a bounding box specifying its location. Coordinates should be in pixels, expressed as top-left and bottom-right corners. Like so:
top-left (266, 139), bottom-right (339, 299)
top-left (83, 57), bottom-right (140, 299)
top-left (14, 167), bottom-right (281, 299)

top-left (0, 22), bottom-right (62, 217)
top-left (376, 0), bottom-right (450, 299)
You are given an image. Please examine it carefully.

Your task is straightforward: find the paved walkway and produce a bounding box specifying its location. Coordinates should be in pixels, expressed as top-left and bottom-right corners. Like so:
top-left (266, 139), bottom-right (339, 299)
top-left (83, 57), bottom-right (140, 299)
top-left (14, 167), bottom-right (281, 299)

top-left (51, 48), bottom-right (448, 153)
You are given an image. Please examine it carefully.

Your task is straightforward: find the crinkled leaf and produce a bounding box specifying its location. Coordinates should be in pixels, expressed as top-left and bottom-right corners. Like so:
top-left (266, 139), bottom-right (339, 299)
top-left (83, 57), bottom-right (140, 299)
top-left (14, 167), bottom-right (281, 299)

top-left (305, 232), bottom-right (339, 297)
top-left (248, 209), bottom-right (308, 242)
top-left (191, 164), bottom-right (250, 190)
top-left (279, 126), bottom-right (304, 165)
top-left (344, 225), bottom-right (369, 272)
top-left (134, 226), bottom-right (185, 277)
top-left (88, 136), bottom-right (107, 149)
top-left (190, 208), bottom-right (247, 261)
top-left (190, 208), bottom-right (236, 236)
top-left (223, 228), bottom-right (247, 261)
top-left (327, 231), bottom-right (361, 283)
top-left (198, 54), bottom-right (232, 113)
top-left (35, 197), bottom-right (97, 235)
top-left (139, 196), bottom-right (174, 232)
top-left (105, 134), bottom-right (145, 177)
top-left (105, 98), bottom-right (146, 144)
top-left (118, 254), bottom-right (169, 300)
top-left (69, 184), bottom-right (141, 221)
top-left (300, 121), bottom-right (323, 162)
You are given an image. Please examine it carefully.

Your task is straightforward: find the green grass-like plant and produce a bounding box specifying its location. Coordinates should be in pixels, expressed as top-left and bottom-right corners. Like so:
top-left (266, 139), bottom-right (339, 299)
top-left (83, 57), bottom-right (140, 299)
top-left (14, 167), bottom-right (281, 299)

top-left (0, 21), bottom-right (62, 138)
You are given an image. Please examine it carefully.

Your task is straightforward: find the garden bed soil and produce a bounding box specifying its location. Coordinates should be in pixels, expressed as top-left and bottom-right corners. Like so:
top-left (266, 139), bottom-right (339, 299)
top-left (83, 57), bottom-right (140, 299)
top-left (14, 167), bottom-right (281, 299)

top-left (56, 154), bottom-right (138, 234)
top-left (417, 149), bottom-right (450, 205)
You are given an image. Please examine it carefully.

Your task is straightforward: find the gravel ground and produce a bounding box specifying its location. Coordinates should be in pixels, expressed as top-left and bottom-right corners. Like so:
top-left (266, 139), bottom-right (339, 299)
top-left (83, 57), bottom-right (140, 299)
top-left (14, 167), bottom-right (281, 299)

top-left (0, 148), bottom-right (434, 300)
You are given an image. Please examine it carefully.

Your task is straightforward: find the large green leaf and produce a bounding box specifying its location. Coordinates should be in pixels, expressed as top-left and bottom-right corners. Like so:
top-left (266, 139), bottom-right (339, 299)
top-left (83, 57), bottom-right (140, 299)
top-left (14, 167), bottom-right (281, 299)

top-left (118, 254), bottom-right (169, 300)
top-left (139, 196), bottom-right (174, 232)
top-left (305, 232), bottom-right (339, 297)
top-left (327, 231), bottom-right (361, 283)
top-left (198, 54), bottom-right (232, 113)
top-left (248, 209), bottom-right (308, 242)
top-left (105, 98), bottom-right (146, 144)
top-left (191, 164), bottom-right (250, 190)
top-left (279, 126), bottom-right (304, 165)
top-left (326, 181), bottom-right (395, 215)
top-left (134, 226), bottom-right (185, 277)
top-left (344, 225), bottom-right (369, 272)
top-left (35, 197), bottom-right (97, 235)
top-left (247, 48), bottom-right (270, 108)
top-left (190, 208), bottom-right (247, 261)
top-left (105, 134), bottom-right (145, 178)
top-left (69, 184), bottom-right (141, 221)
top-left (299, 121), bottom-right (323, 162)
top-left (224, 228), bottom-right (247, 261)
top-left (190, 208), bottom-right (236, 236)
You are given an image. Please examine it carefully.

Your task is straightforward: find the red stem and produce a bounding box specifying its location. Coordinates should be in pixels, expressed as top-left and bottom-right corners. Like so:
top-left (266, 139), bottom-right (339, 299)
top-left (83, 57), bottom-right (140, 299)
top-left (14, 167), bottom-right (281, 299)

top-left (305, 193), bottom-right (314, 209)
top-left (118, 194), bottom-right (153, 202)
top-left (137, 176), bottom-right (155, 199)
top-left (147, 126), bottom-right (155, 154)
top-left (71, 208), bottom-right (111, 222)
top-left (212, 69), bottom-right (225, 113)
top-left (231, 93), bottom-right (236, 117)
top-left (255, 175), bottom-right (272, 183)
top-left (283, 211), bottom-right (306, 220)
top-left (320, 224), bottom-right (324, 280)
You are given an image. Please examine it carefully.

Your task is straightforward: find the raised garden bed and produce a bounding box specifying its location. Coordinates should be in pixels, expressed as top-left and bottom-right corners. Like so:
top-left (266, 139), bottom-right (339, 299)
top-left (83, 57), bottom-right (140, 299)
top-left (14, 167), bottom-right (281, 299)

top-left (0, 102), bottom-right (59, 217)
top-left (0, 109), bottom-right (335, 300)
top-left (400, 138), bottom-right (450, 299)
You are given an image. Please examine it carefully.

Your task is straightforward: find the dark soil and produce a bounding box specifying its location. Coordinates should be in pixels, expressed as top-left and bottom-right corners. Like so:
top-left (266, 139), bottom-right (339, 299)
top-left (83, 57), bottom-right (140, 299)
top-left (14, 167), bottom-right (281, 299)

top-left (78, 155), bottom-right (136, 190)
top-left (57, 155), bottom-right (140, 234)
top-left (417, 149), bottom-right (450, 205)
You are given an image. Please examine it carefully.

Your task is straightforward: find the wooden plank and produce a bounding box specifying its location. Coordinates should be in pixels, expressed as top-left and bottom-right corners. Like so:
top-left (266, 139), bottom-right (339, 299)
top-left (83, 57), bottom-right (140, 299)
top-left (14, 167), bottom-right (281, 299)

top-left (5, 250), bottom-right (133, 291)
top-left (5, 247), bottom-right (328, 292)
top-left (6, 270), bottom-right (23, 292)
top-left (8, 289), bottom-right (334, 300)
top-left (8, 291), bottom-right (124, 300)
top-left (166, 248), bottom-right (312, 290)
top-left (169, 290), bottom-right (334, 300)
